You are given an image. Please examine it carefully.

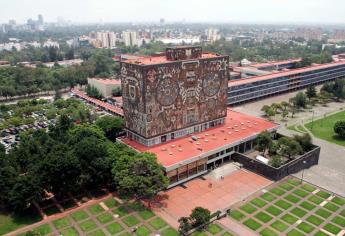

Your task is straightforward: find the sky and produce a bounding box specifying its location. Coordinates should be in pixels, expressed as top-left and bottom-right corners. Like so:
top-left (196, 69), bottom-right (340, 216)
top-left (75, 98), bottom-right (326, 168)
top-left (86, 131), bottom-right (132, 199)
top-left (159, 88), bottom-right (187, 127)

top-left (1, 0), bottom-right (345, 25)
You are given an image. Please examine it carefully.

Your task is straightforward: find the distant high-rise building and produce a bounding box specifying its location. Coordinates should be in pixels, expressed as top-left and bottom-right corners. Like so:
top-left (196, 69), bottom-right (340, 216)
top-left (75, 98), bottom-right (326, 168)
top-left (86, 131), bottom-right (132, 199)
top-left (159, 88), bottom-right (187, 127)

top-left (123, 31), bottom-right (138, 47)
top-left (160, 18), bottom-right (165, 25)
top-left (38, 14), bottom-right (44, 25)
top-left (206, 28), bottom-right (220, 42)
top-left (96, 31), bottom-right (116, 49)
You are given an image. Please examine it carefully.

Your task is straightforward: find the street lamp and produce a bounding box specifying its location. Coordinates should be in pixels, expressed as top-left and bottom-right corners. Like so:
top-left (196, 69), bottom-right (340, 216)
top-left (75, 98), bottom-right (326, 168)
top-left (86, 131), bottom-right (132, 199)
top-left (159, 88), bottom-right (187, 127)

top-left (301, 160), bottom-right (307, 183)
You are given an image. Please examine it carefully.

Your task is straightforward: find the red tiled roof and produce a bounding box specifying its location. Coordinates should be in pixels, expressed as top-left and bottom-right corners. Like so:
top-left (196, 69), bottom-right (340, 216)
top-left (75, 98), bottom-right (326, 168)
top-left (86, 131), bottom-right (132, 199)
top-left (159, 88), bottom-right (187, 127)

top-left (119, 109), bottom-right (279, 168)
top-left (228, 61), bottom-right (345, 87)
top-left (71, 88), bottom-right (123, 116)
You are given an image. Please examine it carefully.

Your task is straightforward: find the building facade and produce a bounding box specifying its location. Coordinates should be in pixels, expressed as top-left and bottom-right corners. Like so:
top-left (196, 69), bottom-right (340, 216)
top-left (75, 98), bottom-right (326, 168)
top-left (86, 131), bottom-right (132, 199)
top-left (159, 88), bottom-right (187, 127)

top-left (122, 31), bottom-right (138, 47)
top-left (87, 78), bottom-right (121, 98)
top-left (228, 61), bottom-right (345, 105)
top-left (121, 46), bottom-right (229, 146)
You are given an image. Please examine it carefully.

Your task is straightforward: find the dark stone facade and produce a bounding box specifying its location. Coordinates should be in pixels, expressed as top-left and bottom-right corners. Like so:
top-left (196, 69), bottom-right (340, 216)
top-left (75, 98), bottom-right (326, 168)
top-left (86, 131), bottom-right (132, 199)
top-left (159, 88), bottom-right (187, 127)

top-left (231, 145), bottom-right (320, 181)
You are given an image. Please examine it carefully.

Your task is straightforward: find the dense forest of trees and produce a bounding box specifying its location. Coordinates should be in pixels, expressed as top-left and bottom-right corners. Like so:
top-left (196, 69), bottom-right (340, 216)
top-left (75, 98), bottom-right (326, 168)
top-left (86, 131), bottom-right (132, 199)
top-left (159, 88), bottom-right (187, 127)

top-left (0, 49), bottom-right (118, 98)
top-left (0, 114), bottom-right (168, 212)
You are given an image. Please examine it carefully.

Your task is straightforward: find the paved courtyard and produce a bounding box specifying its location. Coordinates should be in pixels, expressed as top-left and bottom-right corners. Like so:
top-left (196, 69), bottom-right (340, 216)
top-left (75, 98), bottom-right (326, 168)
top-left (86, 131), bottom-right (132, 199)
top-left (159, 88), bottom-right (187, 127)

top-left (150, 168), bottom-right (273, 229)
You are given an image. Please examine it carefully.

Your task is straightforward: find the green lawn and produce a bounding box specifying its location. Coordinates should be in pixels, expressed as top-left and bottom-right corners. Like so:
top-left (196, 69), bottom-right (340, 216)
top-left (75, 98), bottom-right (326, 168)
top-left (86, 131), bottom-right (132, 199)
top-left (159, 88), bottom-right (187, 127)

top-left (103, 198), bottom-right (118, 209)
top-left (32, 223), bottom-right (52, 235)
top-left (138, 209), bottom-right (155, 220)
top-left (229, 178), bottom-right (345, 236)
top-left (261, 193), bottom-right (277, 202)
top-left (300, 201), bottom-right (316, 211)
top-left (301, 184), bottom-right (316, 192)
top-left (297, 222), bottom-right (315, 234)
top-left (259, 228), bottom-right (278, 236)
top-left (0, 210), bottom-right (42, 235)
top-left (305, 110), bottom-right (345, 147)
top-left (79, 219), bottom-right (97, 232)
top-left (270, 188), bottom-right (286, 196)
top-left (315, 209), bottom-right (332, 219)
top-left (287, 229), bottom-right (304, 236)
top-left (149, 217), bottom-right (167, 230)
top-left (306, 215), bottom-right (323, 226)
top-left (331, 216), bottom-right (345, 227)
top-left (274, 200), bottom-right (292, 210)
top-left (254, 212), bottom-right (273, 223)
top-left (240, 204), bottom-right (257, 214)
top-left (207, 224), bottom-right (223, 235)
top-left (331, 196), bottom-right (345, 206)
top-left (293, 189), bottom-right (309, 198)
top-left (316, 190), bottom-right (331, 199)
top-left (113, 206), bottom-right (129, 217)
top-left (281, 214), bottom-right (298, 225)
top-left (243, 219), bottom-right (262, 231)
top-left (71, 210), bottom-right (89, 222)
top-left (161, 227), bottom-right (179, 236)
top-left (265, 206), bottom-right (282, 216)
top-left (88, 204), bottom-right (105, 215)
top-left (61, 227), bottom-right (79, 236)
top-left (229, 210), bottom-right (245, 221)
top-left (324, 202), bottom-right (339, 212)
top-left (96, 212), bottom-right (113, 224)
top-left (53, 217), bottom-right (71, 229)
top-left (136, 225), bottom-right (151, 236)
top-left (323, 223), bottom-right (341, 235)
top-left (87, 229), bottom-right (106, 236)
top-left (123, 215), bottom-right (140, 227)
top-left (279, 182), bottom-right (294, 191)
top-left (106, 222), bottom-right (124, 234)
top-left (285, 194), bottom-right (301, 203)
top-left (271, 220), bottom-right (288, 232)
top-left (251, 198), bottom-right (267, 208)
top-left (308, 195), bottom-right (324, 205)
top-left (290, 207), bottom-right (307, 218)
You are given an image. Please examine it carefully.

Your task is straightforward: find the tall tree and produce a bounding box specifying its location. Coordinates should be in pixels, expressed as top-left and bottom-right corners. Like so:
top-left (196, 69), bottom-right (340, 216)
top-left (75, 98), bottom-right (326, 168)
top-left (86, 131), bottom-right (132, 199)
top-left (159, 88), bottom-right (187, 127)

top-left (112, 153), bottom-right (169, 199)
top-left (95, 116), bottom-right (124, 141)
top-left (256, 131), bottom-right (272, 156)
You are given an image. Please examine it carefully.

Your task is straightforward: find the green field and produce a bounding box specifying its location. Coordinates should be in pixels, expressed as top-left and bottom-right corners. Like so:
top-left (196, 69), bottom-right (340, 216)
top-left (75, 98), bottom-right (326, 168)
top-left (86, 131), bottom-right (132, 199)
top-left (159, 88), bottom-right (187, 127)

top-left (305, 110), bottom-right (345, 146)
top-left (0, 210), bottom-right (42, 235)
top-left (229, 177), bottom-right (345, 235)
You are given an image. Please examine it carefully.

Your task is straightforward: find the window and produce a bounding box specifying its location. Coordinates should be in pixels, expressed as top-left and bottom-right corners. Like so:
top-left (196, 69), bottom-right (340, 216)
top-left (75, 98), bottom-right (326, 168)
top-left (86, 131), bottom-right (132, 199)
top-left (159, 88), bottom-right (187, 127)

top-left (178, 165), bottom-right (188, 180)
top-left (188, 162), bottom-right (197, 176)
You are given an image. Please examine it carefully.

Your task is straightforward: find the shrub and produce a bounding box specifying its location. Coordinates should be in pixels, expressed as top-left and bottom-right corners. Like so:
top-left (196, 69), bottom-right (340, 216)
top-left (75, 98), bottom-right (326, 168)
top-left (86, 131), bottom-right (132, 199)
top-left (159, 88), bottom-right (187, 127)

top-left (334, 121), bottom-right (345, 138)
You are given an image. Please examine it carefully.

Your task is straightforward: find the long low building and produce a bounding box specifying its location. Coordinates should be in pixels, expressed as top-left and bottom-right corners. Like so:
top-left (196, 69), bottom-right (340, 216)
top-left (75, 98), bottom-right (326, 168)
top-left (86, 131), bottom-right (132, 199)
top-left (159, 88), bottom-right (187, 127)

top-left (228, 60), bottom-right (345, 105)
top-left (119, 109), bottom-right (279, 188)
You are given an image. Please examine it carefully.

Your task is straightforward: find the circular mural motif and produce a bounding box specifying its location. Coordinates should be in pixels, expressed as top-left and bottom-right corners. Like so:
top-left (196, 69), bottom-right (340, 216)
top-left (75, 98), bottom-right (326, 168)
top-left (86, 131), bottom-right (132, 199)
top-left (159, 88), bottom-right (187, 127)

top-left (203, 73), bottom-right (221, 97)
top-left (156, 76), bottom-right (179, 106)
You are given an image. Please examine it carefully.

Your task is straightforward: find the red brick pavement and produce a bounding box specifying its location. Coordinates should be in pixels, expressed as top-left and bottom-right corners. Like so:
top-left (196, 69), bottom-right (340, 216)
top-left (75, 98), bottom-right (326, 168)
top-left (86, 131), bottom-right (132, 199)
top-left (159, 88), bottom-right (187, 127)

top-left (149, 169), bottom-right (272, 230)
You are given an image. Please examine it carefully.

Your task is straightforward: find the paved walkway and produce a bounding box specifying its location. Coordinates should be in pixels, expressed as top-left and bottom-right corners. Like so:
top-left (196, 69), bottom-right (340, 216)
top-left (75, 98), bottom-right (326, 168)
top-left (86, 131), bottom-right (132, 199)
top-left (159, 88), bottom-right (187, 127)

top-left (149, 168), bottom-right (273, 231)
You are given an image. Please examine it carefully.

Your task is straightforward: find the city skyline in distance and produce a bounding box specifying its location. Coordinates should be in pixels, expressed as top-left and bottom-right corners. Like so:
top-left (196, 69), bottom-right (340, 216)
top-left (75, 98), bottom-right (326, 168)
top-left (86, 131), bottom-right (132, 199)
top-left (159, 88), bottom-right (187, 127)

top-left (1, 0), bottom-right (345, 25)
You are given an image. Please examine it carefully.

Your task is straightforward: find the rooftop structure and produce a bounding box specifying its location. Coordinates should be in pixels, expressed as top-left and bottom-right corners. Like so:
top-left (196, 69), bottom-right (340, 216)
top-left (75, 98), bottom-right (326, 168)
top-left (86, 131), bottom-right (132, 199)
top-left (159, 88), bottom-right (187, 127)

top-left (119, 109), bottom-right (278, 169)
